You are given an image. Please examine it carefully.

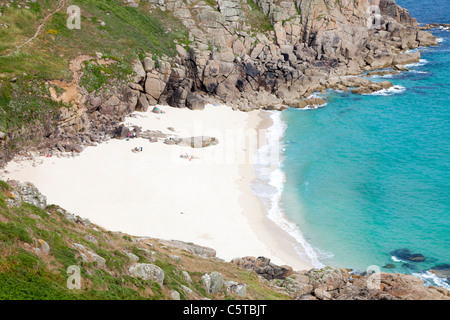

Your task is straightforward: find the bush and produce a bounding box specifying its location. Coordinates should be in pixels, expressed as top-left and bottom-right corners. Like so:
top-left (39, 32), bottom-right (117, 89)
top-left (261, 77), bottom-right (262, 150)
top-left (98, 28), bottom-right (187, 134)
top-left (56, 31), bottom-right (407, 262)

top-left (0, 222), bottom-right (33, 244)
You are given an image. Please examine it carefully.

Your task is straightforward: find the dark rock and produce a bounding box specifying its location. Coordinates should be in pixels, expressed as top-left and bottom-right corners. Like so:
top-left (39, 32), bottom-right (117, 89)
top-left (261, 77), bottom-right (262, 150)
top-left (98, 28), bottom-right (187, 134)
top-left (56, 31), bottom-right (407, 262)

top-left (244, 62), bottom-right (259, 79)
top-left (409, 254), bottom-right (426, 262)
top-left (114, 126), bottom-right (130, 140)
top-left (391, 248), bottom-right (426, 262)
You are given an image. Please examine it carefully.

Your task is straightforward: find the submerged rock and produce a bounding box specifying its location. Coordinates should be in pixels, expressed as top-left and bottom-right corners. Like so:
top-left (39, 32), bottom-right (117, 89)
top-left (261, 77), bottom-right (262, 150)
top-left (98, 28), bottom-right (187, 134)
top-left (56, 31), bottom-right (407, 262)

top-left (391, 248), bottom-right (426, 262)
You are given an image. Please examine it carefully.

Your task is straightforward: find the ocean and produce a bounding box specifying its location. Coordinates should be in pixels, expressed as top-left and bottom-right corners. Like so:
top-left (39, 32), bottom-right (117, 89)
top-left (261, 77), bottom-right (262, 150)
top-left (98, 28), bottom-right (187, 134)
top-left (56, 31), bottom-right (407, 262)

top-left (254, 0), bottom-right (450, 288)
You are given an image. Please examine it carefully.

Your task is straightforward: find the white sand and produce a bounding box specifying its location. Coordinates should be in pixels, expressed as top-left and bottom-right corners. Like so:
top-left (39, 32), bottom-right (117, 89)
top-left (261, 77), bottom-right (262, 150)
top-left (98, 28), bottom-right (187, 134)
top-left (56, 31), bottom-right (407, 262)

top-left (1, 104), bottom-right (313, 270)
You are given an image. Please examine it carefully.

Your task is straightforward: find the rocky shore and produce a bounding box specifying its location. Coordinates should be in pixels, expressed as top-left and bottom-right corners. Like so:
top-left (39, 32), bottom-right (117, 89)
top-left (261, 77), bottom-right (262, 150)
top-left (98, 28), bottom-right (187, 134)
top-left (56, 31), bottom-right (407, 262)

top-left (0, 0), bottom-right (441, 167)
top-left (3, 180), bottom-right (450, 300)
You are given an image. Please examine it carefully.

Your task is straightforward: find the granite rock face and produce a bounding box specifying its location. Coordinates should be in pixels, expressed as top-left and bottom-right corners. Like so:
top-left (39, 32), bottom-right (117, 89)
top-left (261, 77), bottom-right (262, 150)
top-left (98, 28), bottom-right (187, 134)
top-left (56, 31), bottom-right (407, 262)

top-left (129, 263), bottom-right (165, 286)
top-left (1, 0), bottom-right (438, 167)
top-left (231, 256), bottom-right (294, 280)
top-left (115, 0), bottom-right (436, 115)
top-left (201, 272), bottom-right (224, 294)
top-left (235, 259), bottom-right (450, 300)
top-left (6, 182), bottom-right (47, 209)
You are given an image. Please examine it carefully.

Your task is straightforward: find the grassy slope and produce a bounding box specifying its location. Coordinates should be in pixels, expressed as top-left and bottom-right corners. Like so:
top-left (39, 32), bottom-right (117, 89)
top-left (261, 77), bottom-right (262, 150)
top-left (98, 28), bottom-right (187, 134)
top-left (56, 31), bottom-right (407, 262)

top-left (0, 181), bottom-right (290, 300)
top-left (0, 0), bottom-right (189, 135)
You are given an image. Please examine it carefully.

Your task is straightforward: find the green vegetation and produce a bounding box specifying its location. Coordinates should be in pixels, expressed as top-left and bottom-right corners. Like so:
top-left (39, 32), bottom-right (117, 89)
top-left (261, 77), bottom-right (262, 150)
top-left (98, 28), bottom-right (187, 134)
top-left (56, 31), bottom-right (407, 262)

top-left (79, 57), bottom-right (132, 94)
top-left (203, 0), bottom-right (218, 10)
top-left (0, 77), bottom-right (62, 133)
top-left (0, 180), bottom-right (292, 300)
top-left (0, 0), bottom-right (190, 154)
top-left (244, 0), bottom-right (274, 32)
top-left (0, 0), bottom-right (189, 80)
top-left (0, 222), bottom-right (33, 244)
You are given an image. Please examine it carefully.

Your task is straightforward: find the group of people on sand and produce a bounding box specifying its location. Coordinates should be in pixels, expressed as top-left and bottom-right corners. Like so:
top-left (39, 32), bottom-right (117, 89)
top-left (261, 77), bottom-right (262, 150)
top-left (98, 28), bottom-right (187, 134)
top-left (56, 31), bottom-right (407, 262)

top-left (126, 132), bottom-right (137, 141)
top-left (132, 147), bottom-right (143, 153)
top-left (180, 153), bottom-right (192, 161)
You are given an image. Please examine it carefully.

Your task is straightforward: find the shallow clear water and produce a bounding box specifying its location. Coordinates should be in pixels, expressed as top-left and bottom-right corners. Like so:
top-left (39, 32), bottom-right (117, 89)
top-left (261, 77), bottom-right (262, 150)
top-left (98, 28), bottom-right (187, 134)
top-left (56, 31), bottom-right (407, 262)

top-left (275, 1), bottom-right (450, 287)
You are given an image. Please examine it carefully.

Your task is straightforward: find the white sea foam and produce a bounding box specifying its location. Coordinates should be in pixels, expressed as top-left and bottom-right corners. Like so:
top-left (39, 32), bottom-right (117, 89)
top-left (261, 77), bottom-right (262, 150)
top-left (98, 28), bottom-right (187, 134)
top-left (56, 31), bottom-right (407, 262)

top-left (412, 271), bottom-right (450, 290)
top-left (436, 37), bottom-right (444, 43)
top-left (367, 85), bottom-right (406, 96)
top-left (405, 59), bottom-right (429, 68)
top-left (251, 111), bottom-right (327, 268)
top-left (391, 256), bottom-right (406, 263)
top-left (307, 92), bottom-right (324, 99)
top-left (405, 48), bottom-right (418, 53)
top-left (297, 103), bottom-right (328, 111)
top-left (367, 73), bottom-right (394, 79)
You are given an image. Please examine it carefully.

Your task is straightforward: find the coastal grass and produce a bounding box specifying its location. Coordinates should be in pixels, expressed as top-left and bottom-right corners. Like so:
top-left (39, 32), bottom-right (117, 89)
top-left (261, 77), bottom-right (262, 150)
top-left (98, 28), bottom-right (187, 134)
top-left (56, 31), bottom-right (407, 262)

top-left (244, 0), bottom-right (274, 33)
top-left (0, 0), bottom-right (190, 153)
top-left (0, 180), bottom-right (292, 300)
top-left (0, 0), bottom-right (189, 80)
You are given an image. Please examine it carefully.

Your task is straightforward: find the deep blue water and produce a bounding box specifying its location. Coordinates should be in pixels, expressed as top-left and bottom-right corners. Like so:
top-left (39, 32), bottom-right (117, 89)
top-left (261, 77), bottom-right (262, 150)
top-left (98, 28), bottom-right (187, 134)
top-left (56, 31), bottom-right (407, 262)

top-left (279, 0), bottom-right (450, 287)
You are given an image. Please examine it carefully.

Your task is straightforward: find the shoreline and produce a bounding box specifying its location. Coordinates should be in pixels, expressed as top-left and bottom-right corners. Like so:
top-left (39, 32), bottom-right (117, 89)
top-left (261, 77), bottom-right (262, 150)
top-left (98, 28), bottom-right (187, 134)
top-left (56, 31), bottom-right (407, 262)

top-left (1, 104), bottom-right (313, 270)
top-left (238, 110), bottom-right (314, 271)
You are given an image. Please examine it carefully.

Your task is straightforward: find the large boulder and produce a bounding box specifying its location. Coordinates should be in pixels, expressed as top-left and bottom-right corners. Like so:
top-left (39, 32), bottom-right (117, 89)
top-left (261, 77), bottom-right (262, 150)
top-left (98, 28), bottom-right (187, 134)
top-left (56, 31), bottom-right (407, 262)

top-left (186, 93), bottom-right (207, 110)
top-left (231, 256), bottom-right (293, 280)
top-left (392, 52), bottom-right (420, 65)
top-left (416, 30), bottom-right (438, 46)
top-left (132, 59), bottom-right (146, 83)
top-left (305, 267), bottom-right (349, 292)
top-left (201, 272), bottom-right (223, 295)
top-left (113, 126), bottom-right (130, 140)
top-left (225, 281), bottom-right (247, 298)
top-left (129, 263), bottom-right (165, 286)
top-left (145, 72), bottom-right (167, 101)
top-left (136, 93), bottom-right (150, 112)
top-left (15, 182), bottom-right (47, 209)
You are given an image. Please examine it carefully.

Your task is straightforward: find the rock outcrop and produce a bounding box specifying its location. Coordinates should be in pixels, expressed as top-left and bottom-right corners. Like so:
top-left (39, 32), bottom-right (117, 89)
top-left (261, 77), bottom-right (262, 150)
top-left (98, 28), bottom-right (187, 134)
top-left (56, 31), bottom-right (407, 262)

top-left (100, 0), bottom-right (437, 116)
top-left (1, 179), bottom-right (448, 300)
top-left (0, 0), bottom-right (439, 167)
top-left (129, 263), bottom-right (165, 286)
top-left (231, 256), bottom-right (294, 280)
top-left (5, 181), bottom-right (47, 209)
top-left (254, 263), bottom-right (450, 300)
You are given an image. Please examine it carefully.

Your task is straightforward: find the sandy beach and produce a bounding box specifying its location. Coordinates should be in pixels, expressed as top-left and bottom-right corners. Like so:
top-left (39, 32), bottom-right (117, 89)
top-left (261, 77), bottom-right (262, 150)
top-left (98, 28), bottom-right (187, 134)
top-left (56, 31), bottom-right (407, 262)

top-left (1, 104), bottom-right (313, 270)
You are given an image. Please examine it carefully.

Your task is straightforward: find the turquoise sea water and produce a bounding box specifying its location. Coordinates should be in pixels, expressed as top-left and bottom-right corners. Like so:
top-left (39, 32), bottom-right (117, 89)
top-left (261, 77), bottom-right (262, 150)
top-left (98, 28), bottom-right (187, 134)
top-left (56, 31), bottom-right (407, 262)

top-left (276, 1), bottom-right (450, 287)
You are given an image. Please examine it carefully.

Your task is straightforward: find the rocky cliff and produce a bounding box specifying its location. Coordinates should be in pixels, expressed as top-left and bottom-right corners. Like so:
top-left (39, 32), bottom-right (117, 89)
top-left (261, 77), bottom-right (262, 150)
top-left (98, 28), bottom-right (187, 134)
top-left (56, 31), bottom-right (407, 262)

top-left (1, 180), bottom-right (449, 300)
top-left (0, 0), bottom-right (440, 164)
top-left (118, 0), bottom-right (438, 113)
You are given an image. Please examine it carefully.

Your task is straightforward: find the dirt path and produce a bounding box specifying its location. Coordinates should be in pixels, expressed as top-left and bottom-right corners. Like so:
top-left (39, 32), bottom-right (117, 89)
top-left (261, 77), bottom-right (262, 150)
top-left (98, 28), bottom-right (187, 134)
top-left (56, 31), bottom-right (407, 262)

top-left (3, 0), bottom-right (67, 57)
